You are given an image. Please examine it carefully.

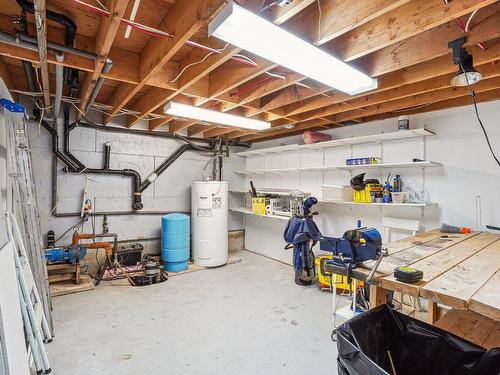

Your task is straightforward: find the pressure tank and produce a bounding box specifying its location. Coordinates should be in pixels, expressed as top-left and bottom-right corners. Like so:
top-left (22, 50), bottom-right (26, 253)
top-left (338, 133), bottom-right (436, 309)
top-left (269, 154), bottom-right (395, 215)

top-left (191, 181), bottom-right (228, 267)
top-left (161, 213), bottom-right (190, 272)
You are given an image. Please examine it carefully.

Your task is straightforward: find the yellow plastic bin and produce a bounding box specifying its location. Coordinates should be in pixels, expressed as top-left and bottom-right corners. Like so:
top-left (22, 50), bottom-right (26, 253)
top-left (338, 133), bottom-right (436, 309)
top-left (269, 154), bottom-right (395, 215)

top-left (315, 255), bottom-right (364, 292)
top-left (251, 197), bottom-right (266, 215)
top-left (353, 183), bottom-right (383, 203)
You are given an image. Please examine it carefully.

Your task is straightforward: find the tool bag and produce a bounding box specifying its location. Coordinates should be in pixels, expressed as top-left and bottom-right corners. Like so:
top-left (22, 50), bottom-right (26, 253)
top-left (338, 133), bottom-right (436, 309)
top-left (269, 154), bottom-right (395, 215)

top-left (283, 216), bottom-right (322, 285)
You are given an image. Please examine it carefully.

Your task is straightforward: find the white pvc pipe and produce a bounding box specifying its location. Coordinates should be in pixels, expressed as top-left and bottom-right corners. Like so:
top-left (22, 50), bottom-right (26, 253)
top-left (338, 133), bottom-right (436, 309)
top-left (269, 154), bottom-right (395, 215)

top-left (53, 53), bottom-right (64, 120)
top-left (125, 0), bottom-right (142, 38)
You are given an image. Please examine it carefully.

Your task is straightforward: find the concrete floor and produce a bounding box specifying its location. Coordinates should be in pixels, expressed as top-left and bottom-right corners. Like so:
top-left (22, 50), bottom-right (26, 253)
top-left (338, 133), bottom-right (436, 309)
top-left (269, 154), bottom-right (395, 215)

top-left (47, 251), bottom-right (339, 374)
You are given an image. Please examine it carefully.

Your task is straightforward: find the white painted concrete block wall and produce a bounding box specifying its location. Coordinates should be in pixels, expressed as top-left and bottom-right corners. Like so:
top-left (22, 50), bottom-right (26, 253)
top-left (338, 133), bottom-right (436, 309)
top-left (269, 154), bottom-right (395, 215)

top-left (241, 100), bottom-right (500, 265)
top-left (25, 100), bottom-right (246, 253)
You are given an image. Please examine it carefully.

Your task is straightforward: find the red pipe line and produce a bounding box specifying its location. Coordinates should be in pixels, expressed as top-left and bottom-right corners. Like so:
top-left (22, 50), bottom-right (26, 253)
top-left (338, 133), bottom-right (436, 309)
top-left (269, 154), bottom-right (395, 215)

top-left (232, 75), bottom-right (279, 97)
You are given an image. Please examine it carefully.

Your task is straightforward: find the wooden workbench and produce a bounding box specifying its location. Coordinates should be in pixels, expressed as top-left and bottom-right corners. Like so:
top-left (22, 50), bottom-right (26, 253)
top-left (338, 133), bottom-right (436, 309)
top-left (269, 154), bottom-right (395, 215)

top-left (361, 229), bottom-right (500, 325)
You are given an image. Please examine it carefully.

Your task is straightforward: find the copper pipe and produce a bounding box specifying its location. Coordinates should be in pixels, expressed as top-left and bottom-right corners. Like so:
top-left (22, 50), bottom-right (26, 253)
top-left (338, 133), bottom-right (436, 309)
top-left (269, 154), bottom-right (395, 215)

top-left (71, 233), bottom-right (113, 255)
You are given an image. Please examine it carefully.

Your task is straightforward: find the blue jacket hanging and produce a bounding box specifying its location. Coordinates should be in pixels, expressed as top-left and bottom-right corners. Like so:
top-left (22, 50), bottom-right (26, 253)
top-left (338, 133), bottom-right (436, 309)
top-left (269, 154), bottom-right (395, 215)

top-left (283, 215), bottom-right (322, 271)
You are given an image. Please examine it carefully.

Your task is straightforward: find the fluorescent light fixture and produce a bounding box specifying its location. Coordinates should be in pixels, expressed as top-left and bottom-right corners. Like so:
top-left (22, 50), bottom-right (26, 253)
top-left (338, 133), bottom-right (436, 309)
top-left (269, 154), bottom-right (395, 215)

top-left (208, 2), bottom-right (378, 95)
top-left (164, 102), bottom-right (270, 130)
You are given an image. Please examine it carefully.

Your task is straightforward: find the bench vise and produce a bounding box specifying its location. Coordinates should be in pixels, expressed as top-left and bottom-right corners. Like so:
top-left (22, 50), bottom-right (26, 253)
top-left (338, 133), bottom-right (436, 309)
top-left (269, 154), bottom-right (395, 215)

top-left (320, 227), bottom-right (383, 268)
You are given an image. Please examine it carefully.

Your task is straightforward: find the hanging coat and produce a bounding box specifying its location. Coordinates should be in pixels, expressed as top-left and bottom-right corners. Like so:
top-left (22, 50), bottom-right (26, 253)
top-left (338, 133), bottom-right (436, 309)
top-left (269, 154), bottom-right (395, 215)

top-left (283, 216), bottom-right (322, 271)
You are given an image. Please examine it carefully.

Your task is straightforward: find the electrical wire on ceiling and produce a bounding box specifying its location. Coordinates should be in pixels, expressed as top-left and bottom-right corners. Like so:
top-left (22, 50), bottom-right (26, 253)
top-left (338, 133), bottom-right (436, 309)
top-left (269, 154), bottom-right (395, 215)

top-left (259, 1), bottom-right (277, 13)
top-left (295, 81), bottom-right (332, 97)
top-left (66, 1), bottom-right (337, 118)
top-left (464, 9), bottom-right (478, 32)
top-left (453, 12), bottom-right (487, 52)
top-left (13, 90), bottom-right (171, 122)
top-left (265, 71), bottom-right (287, 80)
top-left (169, 43), bottom-right (229, 83)
top-left (67, 0), bottom-right (257, 67)
top-left (459, 61), bottom-right (500, 167)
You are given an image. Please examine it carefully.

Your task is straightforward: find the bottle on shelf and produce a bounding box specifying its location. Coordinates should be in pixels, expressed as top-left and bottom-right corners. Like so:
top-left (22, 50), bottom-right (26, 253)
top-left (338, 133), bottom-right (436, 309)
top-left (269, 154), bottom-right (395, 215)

top-left (383, 173), bottom-right (393, 203)
top-left (393, 174), bottom-right (402, 192)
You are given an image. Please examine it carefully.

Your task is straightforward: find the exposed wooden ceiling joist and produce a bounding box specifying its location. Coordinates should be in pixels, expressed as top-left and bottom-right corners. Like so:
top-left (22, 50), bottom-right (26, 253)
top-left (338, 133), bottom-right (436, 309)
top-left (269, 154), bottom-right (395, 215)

top-left (33, 0), bottom-right (51, 112)
top-left (2, 0), bottom-right (499, 142)
top-left (274, 40), bottom-right (500, 123)
top-left (328, 0), bottom-right (497, 62)
top-left (241, 74), bottom-right (500, 142)
top-left (102, 0), bottom-right (228, 123)
top-left (78, 0), bottom-right (131, 115)
top-left (128, 0), bottom-right (304, 129)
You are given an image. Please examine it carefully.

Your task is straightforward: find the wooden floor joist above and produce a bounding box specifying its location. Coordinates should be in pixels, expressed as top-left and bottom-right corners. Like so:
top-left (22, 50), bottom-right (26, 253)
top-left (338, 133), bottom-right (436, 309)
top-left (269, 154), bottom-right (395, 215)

top-left (0, 0), bottom-right (499, 141)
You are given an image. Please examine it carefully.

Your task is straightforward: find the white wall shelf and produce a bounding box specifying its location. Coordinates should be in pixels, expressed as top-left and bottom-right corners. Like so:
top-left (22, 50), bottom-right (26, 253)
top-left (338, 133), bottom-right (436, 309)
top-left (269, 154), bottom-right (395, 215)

top-left (318, 201), bottom-right (437, 208)
top-left (229, 207), bottom-right (290, 221)
top-left (230, 188), bottom-right (310, 196)
top-left (236, 161), bottom-right (441, 175)
top-left (236, 128), bottom-right (435, 157)
top-left (337, 161), bottom-right (441, 171)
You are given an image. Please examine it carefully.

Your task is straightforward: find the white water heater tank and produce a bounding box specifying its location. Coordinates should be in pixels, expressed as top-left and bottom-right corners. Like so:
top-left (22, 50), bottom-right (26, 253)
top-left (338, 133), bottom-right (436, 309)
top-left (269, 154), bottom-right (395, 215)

top-left (191, 181), bottom-right (228, 267)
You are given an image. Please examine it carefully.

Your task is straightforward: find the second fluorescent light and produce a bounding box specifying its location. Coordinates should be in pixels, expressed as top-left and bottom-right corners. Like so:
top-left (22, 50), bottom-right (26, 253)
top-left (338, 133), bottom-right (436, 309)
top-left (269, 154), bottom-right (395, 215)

top-left (208, 2), bottom-right (377, 95)
top-left (164, 102), bottom-right (270, 130)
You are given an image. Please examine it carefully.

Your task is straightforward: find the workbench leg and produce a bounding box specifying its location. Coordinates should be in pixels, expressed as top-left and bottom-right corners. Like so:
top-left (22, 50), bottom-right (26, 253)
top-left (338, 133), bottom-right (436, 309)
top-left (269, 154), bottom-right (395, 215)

top-left (75, 263), bottom-right (80, 285)
top-left (428, 300), bottom-right (438, 324)
top-left (370, 284), bottom-right (388, 308)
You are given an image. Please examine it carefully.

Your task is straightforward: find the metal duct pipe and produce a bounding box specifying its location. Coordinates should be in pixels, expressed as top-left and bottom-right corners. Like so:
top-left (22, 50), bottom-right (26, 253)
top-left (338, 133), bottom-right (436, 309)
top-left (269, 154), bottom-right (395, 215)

top-left (40, 120), bottom-right (81, 171)
top-left (85, 58), bottom-right (113, 115)
top-left (16, 0), bottom-right (79, 87)
top-left (15, 0), bottom-right (76, 45)
top-left (63, 107), bottom-right (86, 170)
top-left (103, 143), bottom-right (111, 170)
top-left (0, 30), bottom-right (97, 60)
top-left (139, 143), bottom-right (191, 193)
top-left (77, 121), bottom-right (249, 147)
top-left (22, 60), bottom-right (37, 90)
top-left (53, 53), bottom-right (64, 120)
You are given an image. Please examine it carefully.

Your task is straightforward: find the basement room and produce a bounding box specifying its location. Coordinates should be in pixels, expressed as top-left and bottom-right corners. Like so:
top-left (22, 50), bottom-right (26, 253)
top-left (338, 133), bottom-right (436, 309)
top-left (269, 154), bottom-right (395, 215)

top-left (1, 0), bottom-right (499, 374)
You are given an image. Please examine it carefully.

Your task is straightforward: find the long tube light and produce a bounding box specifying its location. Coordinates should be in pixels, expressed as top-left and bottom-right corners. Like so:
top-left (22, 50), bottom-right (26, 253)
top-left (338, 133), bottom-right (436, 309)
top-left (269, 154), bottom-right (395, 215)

top-left (208, 2), bottom-right (378, 95)
top-left (164, 102), bottom-right (270, 130)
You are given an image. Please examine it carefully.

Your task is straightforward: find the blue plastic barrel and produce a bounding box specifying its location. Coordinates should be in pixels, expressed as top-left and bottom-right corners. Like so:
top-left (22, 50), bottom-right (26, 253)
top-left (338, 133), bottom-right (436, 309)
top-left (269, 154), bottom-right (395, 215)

top-left (161, 213), bottom-right (190, 272)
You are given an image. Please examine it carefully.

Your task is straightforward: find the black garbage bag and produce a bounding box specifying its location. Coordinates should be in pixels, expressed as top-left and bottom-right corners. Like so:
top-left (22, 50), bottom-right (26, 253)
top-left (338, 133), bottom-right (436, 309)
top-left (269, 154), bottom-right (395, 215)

top-left (336, 304), bottom-right (500, 375)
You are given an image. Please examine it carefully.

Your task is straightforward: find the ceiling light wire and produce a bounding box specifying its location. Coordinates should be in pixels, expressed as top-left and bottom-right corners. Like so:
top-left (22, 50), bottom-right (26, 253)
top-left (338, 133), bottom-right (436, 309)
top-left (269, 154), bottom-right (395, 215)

top-left (460, 61), bottom-right (500, 167)
top-left (465, 9), bottom-right (478, 32)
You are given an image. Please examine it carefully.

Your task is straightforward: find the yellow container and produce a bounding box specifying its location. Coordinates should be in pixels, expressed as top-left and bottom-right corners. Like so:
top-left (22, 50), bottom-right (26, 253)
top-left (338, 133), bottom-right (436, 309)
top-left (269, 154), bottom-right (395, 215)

top-left (251, 197), bottom-right (266, 215)
top-left (353, 183), bottom-right (383, 203)
top-left (315, 255), bottom-right (363, 291)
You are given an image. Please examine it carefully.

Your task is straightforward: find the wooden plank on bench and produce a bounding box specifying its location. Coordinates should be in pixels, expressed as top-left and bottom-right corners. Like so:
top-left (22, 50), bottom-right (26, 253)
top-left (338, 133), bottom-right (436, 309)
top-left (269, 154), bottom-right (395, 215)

top-left (435, 309), bottom-right (481, 338)
top-left (364, 232), bottom-right (478, 276)
top-left (482, 322), bottom-right (500, 349)
top-left (435, 308), bottom-right (499, 348)
top-left (465, 316), bottom-right (498, 347)
top-left (380, 233), bottom-right (499, 296)
top-left (421, 239), bottom-right (500, 309)
top-left (383, 229), bottom-right (450, 255)
top-left (469, 270), bottom-right (500, 321)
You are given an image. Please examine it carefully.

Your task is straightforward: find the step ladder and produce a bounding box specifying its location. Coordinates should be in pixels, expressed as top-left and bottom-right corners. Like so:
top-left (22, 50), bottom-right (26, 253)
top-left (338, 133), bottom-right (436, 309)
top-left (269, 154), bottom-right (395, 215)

top-left (1, 99), bottom-right (53, 330)
top-left (5, 211), bottom-right (53, 374)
